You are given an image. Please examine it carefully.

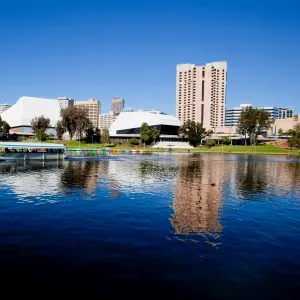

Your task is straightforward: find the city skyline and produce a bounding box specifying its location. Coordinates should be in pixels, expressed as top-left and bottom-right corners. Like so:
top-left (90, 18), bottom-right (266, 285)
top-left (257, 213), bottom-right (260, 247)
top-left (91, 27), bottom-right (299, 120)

top-left (0, 1), bottom-right (299, 115)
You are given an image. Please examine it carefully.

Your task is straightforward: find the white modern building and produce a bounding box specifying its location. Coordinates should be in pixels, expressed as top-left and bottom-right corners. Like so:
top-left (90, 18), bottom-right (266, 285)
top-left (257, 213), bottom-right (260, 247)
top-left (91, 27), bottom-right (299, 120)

top-left (109, 110), bottom-right (182, 140)
top-left (1, 96), bottom-right (61, 135)
top-left (0, 103), bottom-right (11, 115)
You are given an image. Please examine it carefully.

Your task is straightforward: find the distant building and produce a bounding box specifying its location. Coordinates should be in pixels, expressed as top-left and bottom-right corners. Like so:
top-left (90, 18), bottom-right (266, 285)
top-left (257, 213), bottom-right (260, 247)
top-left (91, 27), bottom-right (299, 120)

top-left (176, 61), bottom-right (227, 129)
top-left (99, 111), bottom-right (114, 130)
top-left (278, 107), bottom-right (293, 119)
top-left (270, 114), bottom-right (300, 135)
top-left (74, 98), bottom-right (100, 128)
top-left (225, 104), bottom-right (294, 126)
top-left (58, 97), bottom-right (74, 109)
top-left (225, 104), bottom-right (251, 126)
top-left (111, 98), bottom-right (124, 115)
top-left (122, 108), bottom-right (133, 112)
top-left (257, 106), bottom-right (279, 119)
top-left (0, 103), bottom-right (11, 115)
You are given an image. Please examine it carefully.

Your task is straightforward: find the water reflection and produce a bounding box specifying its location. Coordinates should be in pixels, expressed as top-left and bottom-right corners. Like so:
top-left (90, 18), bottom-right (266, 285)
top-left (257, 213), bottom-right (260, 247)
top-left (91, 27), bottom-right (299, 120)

top-left (170, 155), bottom-right (226, 245)
top-left (0, 161), bottom-right (63, 197)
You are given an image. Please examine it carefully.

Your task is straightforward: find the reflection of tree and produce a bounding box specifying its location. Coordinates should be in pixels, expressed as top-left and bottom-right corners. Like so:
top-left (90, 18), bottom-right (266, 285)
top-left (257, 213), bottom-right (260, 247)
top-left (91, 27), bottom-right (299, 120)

top-left (235, 160), bottom-right (267, 198)
top-left (139, 161), bottom-right (178, 179)
top-left (171, 156), bottom-right (224, 238)
top-left (60, 161), bottom-right (100, 191)
top-left (0, 161), bottom-right (63, 174)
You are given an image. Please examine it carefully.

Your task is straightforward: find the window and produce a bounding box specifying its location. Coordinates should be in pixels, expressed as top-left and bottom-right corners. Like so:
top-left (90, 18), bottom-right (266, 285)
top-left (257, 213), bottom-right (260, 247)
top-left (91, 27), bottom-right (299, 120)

top-left (202, 70), bottom-right (205, 78)
top-left (202, 81), bottom-right (205, 101)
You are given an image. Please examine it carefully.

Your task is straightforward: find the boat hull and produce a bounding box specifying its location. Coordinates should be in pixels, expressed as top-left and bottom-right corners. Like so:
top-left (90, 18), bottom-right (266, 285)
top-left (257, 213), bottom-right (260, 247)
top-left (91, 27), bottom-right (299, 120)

top-left (0, 153), bottom-right (65, 161)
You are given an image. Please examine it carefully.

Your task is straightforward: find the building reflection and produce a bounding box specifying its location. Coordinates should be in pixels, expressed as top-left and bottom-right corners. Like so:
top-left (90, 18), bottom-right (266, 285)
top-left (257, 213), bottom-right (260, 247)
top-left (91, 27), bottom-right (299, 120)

top-left (0, 161), bottom-right (63, 197)
top-left (170, 155), bottom-right (226, 241)
top-left (60, 160), bottom-right (101, 192)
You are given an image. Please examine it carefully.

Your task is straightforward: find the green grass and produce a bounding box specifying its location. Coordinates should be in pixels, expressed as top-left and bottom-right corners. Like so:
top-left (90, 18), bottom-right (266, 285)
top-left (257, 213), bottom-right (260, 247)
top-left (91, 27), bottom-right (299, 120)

top-left (21, 140), bottom-right (299, 155)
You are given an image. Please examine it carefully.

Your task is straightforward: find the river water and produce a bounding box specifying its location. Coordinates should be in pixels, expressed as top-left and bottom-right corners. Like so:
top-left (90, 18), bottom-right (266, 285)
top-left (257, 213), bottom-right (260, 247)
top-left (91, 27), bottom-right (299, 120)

top-left (0, 153), bottom-right (299, 298)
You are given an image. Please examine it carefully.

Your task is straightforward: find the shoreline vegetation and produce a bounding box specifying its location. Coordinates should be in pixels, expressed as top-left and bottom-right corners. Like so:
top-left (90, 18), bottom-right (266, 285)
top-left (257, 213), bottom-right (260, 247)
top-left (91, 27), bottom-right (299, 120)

top-left (18, 140), bottom-right (300, 155)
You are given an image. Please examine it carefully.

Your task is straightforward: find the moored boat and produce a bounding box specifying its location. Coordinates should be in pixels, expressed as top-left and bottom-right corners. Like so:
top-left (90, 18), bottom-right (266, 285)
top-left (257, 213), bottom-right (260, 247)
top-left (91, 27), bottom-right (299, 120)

top-left (0, 142), bottom-right (66, 160)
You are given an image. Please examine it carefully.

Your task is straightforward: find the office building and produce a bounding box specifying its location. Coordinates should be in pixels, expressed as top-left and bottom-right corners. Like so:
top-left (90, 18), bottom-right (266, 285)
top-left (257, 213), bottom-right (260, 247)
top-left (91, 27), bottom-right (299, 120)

top-left (111, 98), bottom-right (124, 115)
top-left (225, 104), bottom-right (251, 126)
top-left (0, 103), bottom-right (11, 115)
top-left (74, 98), bottom-right (100, 128)
top-left (278, 107), bottom-right (293, 119)
top-left (122, 108), bottom-right (133, 112)
top-left (58, 97), bottom-right (74, 109)
top-left (225, 104), bottom-right (294, 127)
top-left (99, 111), bottom-right (114, 130)
top-left (176, 61), bottom-right (227, 130)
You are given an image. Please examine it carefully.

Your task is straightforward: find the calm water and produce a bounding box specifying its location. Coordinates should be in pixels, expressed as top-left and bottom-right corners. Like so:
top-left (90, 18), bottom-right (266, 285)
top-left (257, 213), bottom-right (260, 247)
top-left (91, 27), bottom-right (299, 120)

top-left (0, 154), bottom-right (299, 298)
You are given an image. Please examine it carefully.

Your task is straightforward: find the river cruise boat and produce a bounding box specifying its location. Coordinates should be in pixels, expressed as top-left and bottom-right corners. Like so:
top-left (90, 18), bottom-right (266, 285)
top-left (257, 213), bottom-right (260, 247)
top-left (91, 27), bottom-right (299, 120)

top-left (0, 142), bottom-right (66, 160)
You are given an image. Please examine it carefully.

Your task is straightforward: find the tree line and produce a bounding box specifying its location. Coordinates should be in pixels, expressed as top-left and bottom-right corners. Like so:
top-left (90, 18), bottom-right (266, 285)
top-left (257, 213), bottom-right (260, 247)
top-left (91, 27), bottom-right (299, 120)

top-left (30, 106), bottom-right (113, 144)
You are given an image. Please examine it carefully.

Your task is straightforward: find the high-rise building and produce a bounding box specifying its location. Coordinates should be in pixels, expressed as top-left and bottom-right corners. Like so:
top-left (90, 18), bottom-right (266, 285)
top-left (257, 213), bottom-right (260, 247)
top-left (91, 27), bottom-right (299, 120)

top-left (99, 111), bottom-right (114, 130)
top-left (176, 61), bottom-right (227, 130)
top-left (0, 103), bottom-right (11, 115)
top-left (58, 97), bottom-right (74, 109)
top-left (111, 98), bottom-right (124, 115)
top-left (74, 98), bottom-right (100, 128)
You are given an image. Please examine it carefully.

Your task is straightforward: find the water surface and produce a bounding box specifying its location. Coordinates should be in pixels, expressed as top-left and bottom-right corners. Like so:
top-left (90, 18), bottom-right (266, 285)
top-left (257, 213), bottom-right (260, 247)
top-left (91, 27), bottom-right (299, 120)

top-left (0, 154), bottom-right (299, 298)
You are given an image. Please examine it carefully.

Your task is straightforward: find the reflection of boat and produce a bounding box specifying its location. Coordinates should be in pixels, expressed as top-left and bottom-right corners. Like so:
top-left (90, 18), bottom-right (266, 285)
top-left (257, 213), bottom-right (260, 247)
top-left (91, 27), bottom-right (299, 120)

top-left (0, 142), bottom-right (65, 160)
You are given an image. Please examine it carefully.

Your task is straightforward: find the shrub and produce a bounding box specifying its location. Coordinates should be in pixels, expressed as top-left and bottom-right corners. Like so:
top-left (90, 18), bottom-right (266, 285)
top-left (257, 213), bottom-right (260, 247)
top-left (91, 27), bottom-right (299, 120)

top-left (130, 138), bottom-right (139, 145)
top-left (206, 140), bottom-right (216, 148)
top-left (221, 137), bottom-right (231, 145)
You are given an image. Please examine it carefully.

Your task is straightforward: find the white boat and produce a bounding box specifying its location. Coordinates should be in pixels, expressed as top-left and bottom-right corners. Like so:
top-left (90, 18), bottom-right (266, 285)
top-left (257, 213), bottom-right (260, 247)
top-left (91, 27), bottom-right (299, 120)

top-left (0, 142), bottom-right (66, 161)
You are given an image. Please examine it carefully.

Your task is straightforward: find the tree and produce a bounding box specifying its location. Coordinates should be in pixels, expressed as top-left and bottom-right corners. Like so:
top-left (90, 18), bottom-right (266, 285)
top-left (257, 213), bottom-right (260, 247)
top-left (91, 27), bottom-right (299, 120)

top-left (287, 123), bottom-right (300, 149)
top-left (179, 120), bottom-right (212, 147)
top-left (221, 137), bottom-right (231, 145)
top-left (94, 127), bottom-right (101, 143)
top-left (278, 128), bottom-right (283, 136)
top-left (206, 139), bottom-right (216, 148)
top-left (237, 106), bottom-right (274, 145)
top-left (140, 122), bottom-right (152, 147)
top-left (60, 106), bottom-right (89, 140)
top-left (36, 128), bottom-right (48, 142)
top-left (85, 121), bottom-right (95, 143)
top-left (151, 127), bottom-right (160, 143)
top-left (101, 128), bottom-right (110, 144)
top-left (31, 115), bottom-right (50, 132)
top-left (130, 138), bottom-right (139, 145)
top-left (56, 120), bottom-right (65, 140)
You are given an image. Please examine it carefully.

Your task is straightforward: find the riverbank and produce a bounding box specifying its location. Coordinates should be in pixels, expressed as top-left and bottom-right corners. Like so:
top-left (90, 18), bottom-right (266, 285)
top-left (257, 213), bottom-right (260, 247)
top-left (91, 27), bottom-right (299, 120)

top-left (43, 140), bottom-right (300, 155)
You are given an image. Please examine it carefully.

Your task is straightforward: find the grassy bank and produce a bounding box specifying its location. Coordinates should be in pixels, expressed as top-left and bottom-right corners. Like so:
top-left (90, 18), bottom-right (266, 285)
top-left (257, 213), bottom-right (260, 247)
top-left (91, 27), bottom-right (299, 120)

top-left (40, 140), bottom-right (300, 155)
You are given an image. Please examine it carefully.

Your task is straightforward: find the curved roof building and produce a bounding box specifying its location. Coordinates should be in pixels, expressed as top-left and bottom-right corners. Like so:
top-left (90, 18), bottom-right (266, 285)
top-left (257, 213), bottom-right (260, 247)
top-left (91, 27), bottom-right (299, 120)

top-left (1, 96), bottom-right (61, 129)
top-left (109, 110), bottom-right (182, 138)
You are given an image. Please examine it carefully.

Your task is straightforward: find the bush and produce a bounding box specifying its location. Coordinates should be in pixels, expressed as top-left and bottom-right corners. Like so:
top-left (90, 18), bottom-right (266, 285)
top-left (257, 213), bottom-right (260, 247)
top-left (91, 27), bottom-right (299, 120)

top-left (206, 140), bottom-right (216, 148)
top-left (221, 137), bottom-right (231, 145)
top-left (129, 138), bottom-right (139, 145)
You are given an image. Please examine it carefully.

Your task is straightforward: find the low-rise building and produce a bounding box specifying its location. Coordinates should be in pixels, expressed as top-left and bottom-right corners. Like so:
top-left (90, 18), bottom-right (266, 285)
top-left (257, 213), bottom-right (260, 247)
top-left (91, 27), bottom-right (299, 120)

top-left (109, 110), bottom-right (182, 141)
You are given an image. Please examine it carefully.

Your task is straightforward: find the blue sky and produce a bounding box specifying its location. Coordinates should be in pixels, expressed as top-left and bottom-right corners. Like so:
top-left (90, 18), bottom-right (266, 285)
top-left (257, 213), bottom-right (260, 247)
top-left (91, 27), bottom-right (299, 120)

top-left (0, 0), bottom-right (299, 114)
